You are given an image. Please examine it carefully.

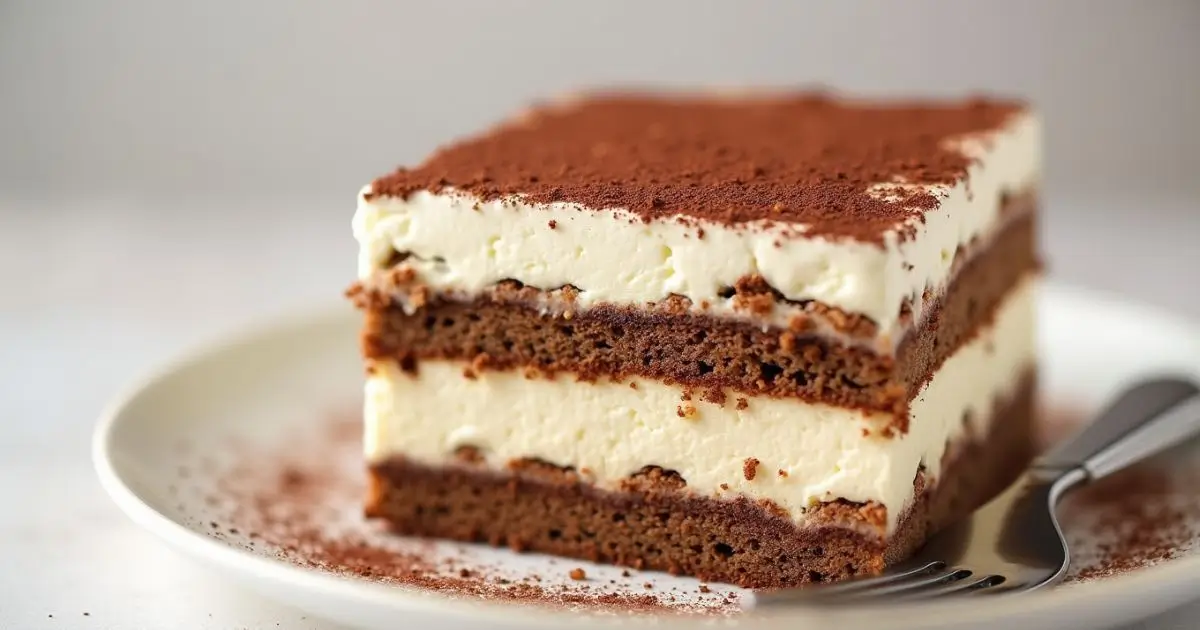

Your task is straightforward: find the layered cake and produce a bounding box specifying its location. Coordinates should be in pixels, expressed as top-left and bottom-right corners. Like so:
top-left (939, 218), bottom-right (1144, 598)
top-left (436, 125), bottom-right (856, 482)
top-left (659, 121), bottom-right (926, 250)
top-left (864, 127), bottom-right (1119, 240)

top-left (348, 91), bottom-right (1041, 588)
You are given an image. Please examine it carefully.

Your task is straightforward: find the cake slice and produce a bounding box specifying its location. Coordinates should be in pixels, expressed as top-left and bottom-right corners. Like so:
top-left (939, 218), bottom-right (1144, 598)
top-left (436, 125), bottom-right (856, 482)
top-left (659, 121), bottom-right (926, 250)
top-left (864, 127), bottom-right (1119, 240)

top-left (348, 91), bottom-right (1041, 588)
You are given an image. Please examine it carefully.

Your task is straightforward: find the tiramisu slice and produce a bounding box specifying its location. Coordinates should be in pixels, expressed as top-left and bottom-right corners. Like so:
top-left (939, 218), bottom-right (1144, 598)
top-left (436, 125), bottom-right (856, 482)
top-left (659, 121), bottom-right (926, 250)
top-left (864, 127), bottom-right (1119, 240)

top-left (348, 91), bottom-right (1041, 588)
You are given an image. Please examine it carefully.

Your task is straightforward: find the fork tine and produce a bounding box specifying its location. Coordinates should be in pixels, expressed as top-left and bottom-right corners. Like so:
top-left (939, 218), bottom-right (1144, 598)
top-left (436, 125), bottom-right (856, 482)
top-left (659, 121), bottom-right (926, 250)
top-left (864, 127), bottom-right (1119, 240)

top-left (811, 560), bottom-right (949, 594)
top-left (834, 568), bottom-right (973, 599)
top-left (970, 580), bottom-right (1034, 596)
top-left (750, 561), bottom-right (946, 606)
top-left (890, 574), bottom-right (1006, 600)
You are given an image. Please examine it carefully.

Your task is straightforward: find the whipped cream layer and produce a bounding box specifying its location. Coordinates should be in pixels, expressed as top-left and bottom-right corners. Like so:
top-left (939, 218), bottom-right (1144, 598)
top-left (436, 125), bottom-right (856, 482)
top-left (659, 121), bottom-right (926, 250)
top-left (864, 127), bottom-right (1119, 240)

top-left (365, 277), bottom-right (1037, 532)
top-left (354, 113), bottom-right (1039, 343)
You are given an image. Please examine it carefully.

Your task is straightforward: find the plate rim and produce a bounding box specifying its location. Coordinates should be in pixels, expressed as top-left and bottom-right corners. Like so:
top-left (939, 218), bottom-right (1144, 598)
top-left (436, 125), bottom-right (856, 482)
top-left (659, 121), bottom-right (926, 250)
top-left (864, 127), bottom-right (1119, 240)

top-left (93, 282), bottom-right (1200, 629)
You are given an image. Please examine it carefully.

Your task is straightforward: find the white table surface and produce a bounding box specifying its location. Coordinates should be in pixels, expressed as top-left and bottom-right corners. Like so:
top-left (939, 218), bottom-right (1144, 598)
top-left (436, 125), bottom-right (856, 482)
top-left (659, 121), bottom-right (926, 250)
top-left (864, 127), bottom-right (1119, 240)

top-left (3, 192), bottom-right (1198, 629)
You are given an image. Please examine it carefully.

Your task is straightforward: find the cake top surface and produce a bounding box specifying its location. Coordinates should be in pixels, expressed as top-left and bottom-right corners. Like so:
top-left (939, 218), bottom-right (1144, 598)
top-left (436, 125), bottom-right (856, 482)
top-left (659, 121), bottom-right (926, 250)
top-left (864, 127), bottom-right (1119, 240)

top-left (369, 90), bottom-right (1026, 240)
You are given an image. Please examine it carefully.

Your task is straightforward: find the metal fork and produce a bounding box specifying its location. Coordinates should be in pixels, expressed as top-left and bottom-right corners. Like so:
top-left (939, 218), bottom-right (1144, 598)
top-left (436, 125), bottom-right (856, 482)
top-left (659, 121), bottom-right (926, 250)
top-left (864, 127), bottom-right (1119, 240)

top-left (751, 377), bottom-right (1200, 606)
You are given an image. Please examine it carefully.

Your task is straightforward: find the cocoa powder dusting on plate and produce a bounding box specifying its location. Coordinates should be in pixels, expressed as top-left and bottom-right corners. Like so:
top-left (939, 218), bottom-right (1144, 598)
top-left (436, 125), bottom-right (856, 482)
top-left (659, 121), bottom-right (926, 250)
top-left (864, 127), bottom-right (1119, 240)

top-left (1039, 404), bottom-right (1200, 583)
top-left (1061, 465), bottom-right (1200, 582)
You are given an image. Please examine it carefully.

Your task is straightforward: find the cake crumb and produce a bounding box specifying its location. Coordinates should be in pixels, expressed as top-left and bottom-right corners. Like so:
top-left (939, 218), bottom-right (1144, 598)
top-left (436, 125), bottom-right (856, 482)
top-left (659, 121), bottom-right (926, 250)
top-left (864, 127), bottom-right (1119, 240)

top-left (699, 387), bottom-right (726, 405)
top-left (743, 458), bottom-right (760, 481)
top-left (408, 285), bottom-right (430, 309)
top-left (568, 568), bottom-right (587, 581)
top-left (559, 283), bottom-right (580, 304)
top-left (788, 313), bottom-right (814, 332)
top-left (732, 292), bottom-right (775, 317)
top-left (398, 353), bottom-right (419, 374)
top-left (699, 584), bottom-right (711, 593)
top-left (735, 397), bottom-right (748, 410)
top-left (644, 582), bottom-right (654, 590)
top-left (777, 469), bottom-right (788, 478)
top-left (454, 445), bottom-right (484, 464)
top-left (676, 404), bottom-right (698, 420)
top-left (629, 381), bottom-right (638, 390)
top-left (469, 353), bottom-right (491, 375)
top-left (622, 569), bottom-right (632, 577)
top-left (390, 264), bottom-right (417, 283)
top-left (719, 483), bottom-right (730, 491)
top-left (548, 220), bottom-right (557, 229)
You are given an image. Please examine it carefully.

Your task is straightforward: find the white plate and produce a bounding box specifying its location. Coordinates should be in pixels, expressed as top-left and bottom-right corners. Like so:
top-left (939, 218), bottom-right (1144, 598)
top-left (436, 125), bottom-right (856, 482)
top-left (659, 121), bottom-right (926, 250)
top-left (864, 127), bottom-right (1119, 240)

top-left (94, 283), bottom-right (1200, 630)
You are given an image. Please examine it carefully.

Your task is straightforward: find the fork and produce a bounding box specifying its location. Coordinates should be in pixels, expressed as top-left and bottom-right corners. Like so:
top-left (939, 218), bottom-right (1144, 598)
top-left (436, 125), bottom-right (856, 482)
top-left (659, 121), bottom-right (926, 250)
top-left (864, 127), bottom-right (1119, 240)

top-left (751, 377), bottom-right (1200, 606)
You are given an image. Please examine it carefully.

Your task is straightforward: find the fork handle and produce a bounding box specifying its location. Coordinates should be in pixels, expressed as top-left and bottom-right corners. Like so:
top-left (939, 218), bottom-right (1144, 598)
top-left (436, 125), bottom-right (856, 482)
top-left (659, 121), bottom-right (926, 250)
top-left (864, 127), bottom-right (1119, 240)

top-left (1034, 377), bottom-right (1200, 481)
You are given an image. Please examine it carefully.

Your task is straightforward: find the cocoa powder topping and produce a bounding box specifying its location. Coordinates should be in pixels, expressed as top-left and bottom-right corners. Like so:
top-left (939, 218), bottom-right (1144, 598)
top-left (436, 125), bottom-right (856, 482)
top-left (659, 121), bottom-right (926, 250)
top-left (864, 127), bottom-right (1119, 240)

top-left (369, 91), bottom-right (1024, 241)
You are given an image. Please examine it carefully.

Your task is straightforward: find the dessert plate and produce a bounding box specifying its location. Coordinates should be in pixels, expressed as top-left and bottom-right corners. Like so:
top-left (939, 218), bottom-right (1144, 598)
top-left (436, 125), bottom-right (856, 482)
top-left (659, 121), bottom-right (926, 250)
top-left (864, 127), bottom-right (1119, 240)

top-left (94, 283), bottom-right (1200, 630)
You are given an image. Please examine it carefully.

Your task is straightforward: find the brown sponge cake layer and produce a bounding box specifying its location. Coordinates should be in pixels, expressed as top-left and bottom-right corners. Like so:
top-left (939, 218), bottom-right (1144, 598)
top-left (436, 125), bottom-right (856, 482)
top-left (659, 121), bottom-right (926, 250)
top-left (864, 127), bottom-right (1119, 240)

top-left (352, 202), bottom-right (1036, 425)
top-left (365, 370), bottom-right (1034, 588)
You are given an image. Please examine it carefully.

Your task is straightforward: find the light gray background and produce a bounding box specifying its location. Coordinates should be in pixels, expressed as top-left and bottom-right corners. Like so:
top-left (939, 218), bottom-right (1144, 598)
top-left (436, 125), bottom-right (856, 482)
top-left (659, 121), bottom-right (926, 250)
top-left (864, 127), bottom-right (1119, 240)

top-left (2, 0), bottom-right (1199, 197)
top-left (2, 2), bottom-right (1199, 629)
